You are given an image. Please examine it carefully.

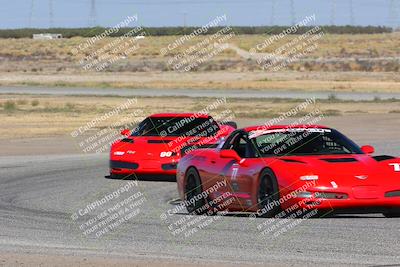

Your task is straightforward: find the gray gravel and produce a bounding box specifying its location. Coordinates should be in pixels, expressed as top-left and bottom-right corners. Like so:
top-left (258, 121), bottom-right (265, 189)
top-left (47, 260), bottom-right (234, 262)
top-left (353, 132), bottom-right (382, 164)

top-left (0, 151), bottom-right (400, 266)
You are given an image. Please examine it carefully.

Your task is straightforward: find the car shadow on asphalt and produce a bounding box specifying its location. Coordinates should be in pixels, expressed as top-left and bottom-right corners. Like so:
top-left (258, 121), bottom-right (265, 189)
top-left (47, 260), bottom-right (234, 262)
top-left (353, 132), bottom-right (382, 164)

top-left (168, 200), bottom-right (385, 219)
top-left (104, 174), bottom-right (176, 182)
top-left (172, 211), bottom-right (383, 219)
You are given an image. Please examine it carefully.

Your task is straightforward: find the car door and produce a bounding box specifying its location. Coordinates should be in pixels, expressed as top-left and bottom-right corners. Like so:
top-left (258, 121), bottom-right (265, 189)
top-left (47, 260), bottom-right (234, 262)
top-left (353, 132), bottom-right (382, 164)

top-left (212, 131), bottom-right (262, 210)
top-left (197, 131), bottom-right (243, 202)
top-left (199, 131), bottom-right (261, 210)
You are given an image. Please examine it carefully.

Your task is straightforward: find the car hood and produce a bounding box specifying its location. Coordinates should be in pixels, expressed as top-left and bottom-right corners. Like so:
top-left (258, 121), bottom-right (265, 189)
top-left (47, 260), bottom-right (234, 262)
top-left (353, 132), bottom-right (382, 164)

top-left (110, 134), bottom-right (224, 159)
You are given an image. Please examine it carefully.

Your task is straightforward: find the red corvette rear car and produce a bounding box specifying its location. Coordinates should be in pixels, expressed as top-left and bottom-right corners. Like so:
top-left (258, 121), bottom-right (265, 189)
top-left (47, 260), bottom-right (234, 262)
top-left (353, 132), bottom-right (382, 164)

top-left (177, 125), bottom-right (400, 217)
top-left (110, 113), bottom-right (236, 180)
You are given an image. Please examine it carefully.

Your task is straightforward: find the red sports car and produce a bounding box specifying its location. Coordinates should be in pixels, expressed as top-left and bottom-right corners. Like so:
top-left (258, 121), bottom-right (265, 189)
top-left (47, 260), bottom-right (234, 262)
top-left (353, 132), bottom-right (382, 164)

top-left (110, 113), bottom-right (236, 180)
top-left (177, 125), bottom-right (400, 217)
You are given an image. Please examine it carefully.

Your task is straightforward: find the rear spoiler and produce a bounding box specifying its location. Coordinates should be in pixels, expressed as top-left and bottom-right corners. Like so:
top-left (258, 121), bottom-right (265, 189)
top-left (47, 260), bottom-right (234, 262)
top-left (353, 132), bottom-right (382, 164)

top-left (373, 155), bottom-right (396, 161)
top-left (218, 121), bottom-right (237, 129)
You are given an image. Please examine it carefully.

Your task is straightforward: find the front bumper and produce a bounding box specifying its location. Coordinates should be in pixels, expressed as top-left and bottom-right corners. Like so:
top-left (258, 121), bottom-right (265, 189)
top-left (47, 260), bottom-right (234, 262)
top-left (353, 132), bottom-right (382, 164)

top-left (285, 187), bottom-right (400, 213)
top-left (110, 160), bottom-right (178, 176)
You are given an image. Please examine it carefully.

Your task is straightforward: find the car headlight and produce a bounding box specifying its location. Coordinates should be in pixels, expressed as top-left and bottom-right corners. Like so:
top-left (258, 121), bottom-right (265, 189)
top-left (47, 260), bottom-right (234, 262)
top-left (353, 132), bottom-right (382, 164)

top-left (296, 191), bottom-right (313, 198)
top-left (300, 175), bottom-right (319, 181)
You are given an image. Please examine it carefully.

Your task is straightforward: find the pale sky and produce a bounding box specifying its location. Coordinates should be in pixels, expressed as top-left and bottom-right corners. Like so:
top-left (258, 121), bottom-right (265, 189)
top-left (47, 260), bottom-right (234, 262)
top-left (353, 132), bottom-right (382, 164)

top-left (0, 0), bottom-right (398, 29)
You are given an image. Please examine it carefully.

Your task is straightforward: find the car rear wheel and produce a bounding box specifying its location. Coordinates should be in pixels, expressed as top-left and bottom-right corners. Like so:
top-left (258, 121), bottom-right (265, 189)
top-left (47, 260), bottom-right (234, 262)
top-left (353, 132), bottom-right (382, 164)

top-left (184, 168), bottom-right (208, 215)
top-left (257, 169), bottom-right (281, 218)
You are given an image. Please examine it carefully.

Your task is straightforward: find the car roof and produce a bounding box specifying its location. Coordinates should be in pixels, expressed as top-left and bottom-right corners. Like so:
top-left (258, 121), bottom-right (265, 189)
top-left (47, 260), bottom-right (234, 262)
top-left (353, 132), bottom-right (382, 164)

top-left (244, 124), bottom-right (330, 132)
top-left (149, 113), bottom-right (210, 118)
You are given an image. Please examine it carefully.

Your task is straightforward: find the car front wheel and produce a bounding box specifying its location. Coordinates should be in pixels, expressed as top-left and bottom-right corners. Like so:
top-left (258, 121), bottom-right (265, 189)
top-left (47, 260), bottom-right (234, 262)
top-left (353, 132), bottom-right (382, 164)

top-left (257, 168), bottom-right (281, 218)
top-left (184, 168), bottom-right (208, 215)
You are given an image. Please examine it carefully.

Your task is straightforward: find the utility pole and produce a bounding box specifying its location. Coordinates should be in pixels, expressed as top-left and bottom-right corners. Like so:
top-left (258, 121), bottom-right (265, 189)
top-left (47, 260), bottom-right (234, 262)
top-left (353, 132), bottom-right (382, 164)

top-left (290, 0), bottom-right (296, 25)
top-left (181, 11), bottom-right (187, 34)
top-left (270, 0), bottom-right (276, 25)
top-left (49, 0), bottom-right (54, 28)
top-left (29, 0), bottom-right (34, 28)
top-left (330, 0), bottom-right (336, 25)
top-left (349, 0), bottom-right (355, 25)
top-left (89, 0), bottom-right (97, 27)
top-left (389, 0), bottom-right (399, 29)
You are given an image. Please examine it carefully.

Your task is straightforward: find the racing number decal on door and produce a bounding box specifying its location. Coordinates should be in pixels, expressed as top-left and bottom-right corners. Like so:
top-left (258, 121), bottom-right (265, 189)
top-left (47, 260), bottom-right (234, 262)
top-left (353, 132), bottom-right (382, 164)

top-left (231, 167), bottom-right (239, 181)
top-left (230, 166), bottom-right (240, 192)
top-left (389, 163), bottom-right (400, 172)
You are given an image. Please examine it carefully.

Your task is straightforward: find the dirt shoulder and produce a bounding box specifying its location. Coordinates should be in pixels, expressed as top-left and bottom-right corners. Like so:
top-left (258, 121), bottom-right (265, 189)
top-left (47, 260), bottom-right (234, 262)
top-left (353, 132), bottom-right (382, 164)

top-left (0, 113), bottom-right (398, 157)
top-left (0, 94), bottom-right (399, 140)
top-left (1, 71), bottom-right (399, 92)
top-left (0, 33), bottom-right (399, 92)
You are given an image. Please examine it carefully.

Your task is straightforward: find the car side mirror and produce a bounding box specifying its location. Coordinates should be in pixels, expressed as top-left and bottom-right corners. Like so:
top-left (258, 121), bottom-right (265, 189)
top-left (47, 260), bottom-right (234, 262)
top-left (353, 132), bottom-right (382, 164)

top-left (220, 149), bottom-right (248, 166)
top-left (361, 145), bottom-right (374, 154)
top-left (121, 129), bottom-right (130, 136)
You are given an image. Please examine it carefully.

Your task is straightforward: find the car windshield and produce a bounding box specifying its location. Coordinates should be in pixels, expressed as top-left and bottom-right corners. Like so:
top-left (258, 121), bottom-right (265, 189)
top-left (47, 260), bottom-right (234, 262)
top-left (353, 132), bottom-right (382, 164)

top-left (250, 128), bottom-right (363, 156)
top-left (131, 116), bottom-right (220, 137)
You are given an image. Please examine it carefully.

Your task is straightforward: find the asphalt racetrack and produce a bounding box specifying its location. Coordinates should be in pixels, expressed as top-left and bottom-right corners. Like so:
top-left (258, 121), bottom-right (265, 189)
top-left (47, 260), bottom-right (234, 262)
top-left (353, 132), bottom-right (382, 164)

top-left (1, 86), bottom-right (400, 100)
top-left (0, 116), bottom-right (400, 266)
top-left (1, 153), bottom-right (400, 266)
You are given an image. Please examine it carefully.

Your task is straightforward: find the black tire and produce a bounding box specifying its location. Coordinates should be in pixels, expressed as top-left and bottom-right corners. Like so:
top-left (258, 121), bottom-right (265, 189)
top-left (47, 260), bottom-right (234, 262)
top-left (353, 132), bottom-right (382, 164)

top-left (383, 211), bottom-right (400, 218)
top-left (184, 168), bottom-right (208, 215)
top-left (309, 209), bottom-right (335, 218)
top-left (109, 173), bottom-right (120, 179)
top-left (109, 173), bottom-right (134, 180)
top-left (257, 169), bottom-right (281, 218)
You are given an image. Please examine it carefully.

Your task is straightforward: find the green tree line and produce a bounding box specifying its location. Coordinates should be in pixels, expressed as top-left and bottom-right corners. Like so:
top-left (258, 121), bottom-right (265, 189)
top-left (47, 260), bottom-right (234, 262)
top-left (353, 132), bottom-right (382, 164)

top-left (0, 25), bottom-right (392, 38)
